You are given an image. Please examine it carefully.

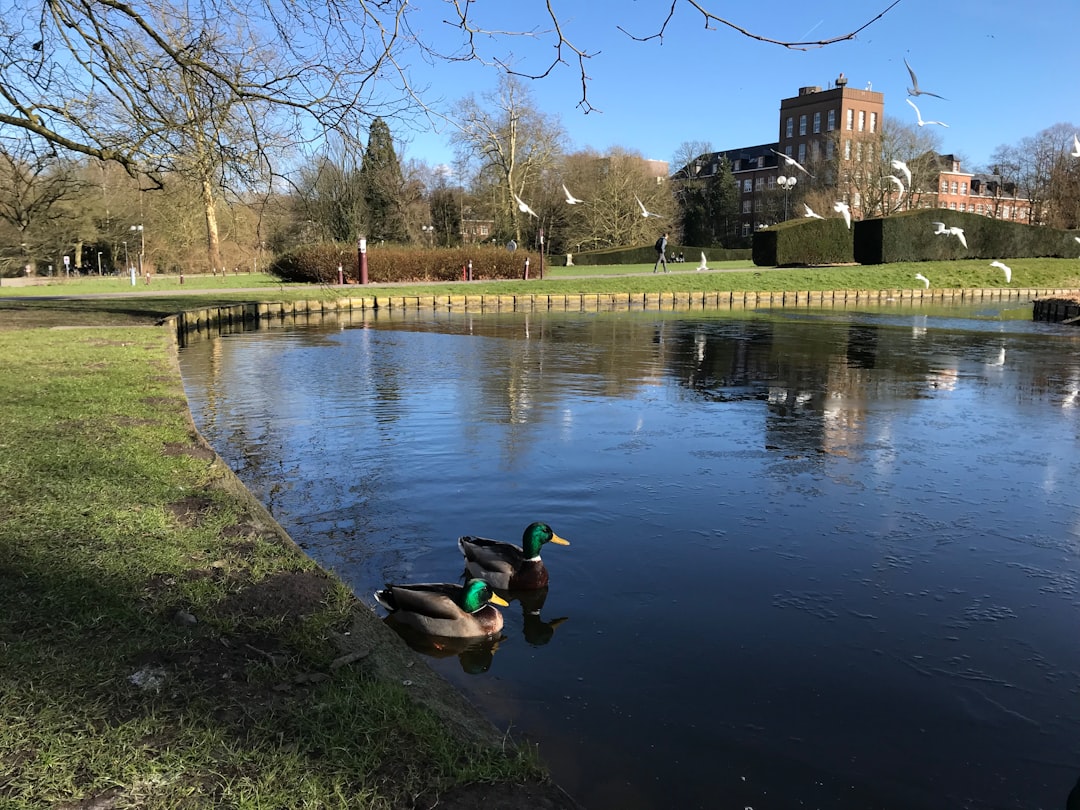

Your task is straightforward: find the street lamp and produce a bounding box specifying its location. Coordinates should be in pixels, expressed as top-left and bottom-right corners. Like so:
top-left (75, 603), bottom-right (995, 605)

top-left (777, 175), bottom-right (797, 221)
top-left (421, 224), bottom-right (434, 246)
top-left (96, 251), bottom-right (102, 275)
top-left (130, 224), bottom-right (144, 276)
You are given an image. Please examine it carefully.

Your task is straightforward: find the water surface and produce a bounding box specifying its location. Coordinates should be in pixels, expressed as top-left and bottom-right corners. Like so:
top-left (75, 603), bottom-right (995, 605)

top-left (179, 303), bottom-right (1080, 809)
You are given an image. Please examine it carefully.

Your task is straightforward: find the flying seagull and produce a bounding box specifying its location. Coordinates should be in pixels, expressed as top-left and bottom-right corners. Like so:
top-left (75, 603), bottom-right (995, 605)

top-left (906, 98), bottom-right (949, 128)
top-left (932, 221), bottom-right (948, 235)
top-left (803, 203), bottom-right (824, 219)
top-left (562, 184), bottom-right (584, 205)
top-left (696, 252), bottom-right (709, 271)
top-left (904, 57), bottom-right (947, 99)
top-left (946, 226), bottom-right (967, 248)
top-left (513, 193), bottom-right (539, 218)
top-left (990, 260), bottom-right (1012, 284)
top-left (886, 174), bottom-right (906, 202)
top-left (833, 200), bottom-right (852, 229)
top-left (1071, 133), bottom-right (1080, 158)
top-left (914, 273), bottom-right (930, 288)
top-left (769, 148), bottom-right (814, 178)
top-left (634, 195), bottom-right (661, 218)
top-left (890, 158), bottom-right (912, 187)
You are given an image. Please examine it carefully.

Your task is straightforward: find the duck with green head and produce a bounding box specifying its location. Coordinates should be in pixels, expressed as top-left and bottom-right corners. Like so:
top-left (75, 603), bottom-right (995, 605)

top-left (457, 521), bottom-right (570, 590)
top-left (373, 578), bottom-right (509, 638)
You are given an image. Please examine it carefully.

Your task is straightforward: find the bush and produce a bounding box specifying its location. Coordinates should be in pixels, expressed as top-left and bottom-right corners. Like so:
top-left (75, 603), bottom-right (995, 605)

top-left (854, 210), bottom-right (1080, 264)
top-left (568, 244), bottom-right (751, 266)
top-left (752, 218), bottom-right (854, 267)
top-left (268, 244), bottom-right (541, 284)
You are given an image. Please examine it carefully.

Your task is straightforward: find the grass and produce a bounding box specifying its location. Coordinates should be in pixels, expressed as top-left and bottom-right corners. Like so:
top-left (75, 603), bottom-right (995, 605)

top-left (0, 328), bottom-right (547, 809)
top-left (2, 258), bottom-right (1078, 808)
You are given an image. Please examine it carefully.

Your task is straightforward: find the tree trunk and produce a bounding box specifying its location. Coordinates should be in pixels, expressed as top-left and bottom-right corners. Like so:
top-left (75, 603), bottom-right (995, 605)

top-left (201, 177), bottom-right (223, 272)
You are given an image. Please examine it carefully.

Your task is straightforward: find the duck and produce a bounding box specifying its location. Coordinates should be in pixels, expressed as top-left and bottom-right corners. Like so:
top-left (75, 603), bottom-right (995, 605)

top-left (373, 578), bottom-right (509, 638)
top-left (457, 522), bottom-right (570, 590)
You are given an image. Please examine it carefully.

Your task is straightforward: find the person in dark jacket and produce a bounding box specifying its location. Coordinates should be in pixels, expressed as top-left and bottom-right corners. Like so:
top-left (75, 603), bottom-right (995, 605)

top-left (653, 232), bottom-right (669, 273)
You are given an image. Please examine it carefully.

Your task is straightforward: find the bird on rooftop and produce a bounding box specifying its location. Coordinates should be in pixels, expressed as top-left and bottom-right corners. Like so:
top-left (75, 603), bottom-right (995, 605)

top-left (634, 195), bottom-right (661, 218)
top-left (562, 184), bottom-right (584, 205)
top-left (904, 57), bottom-right (947, 99)
top-left (990, 260), bottom-right (1012, 283)
top-left (769, 148), bottom-right (814, 178)
top-left (803, 203), bottom-right (824, 219)
top-left (513, 193), bottom-right (539, 218)
top-left (833, 201), bottom-right (851, 229)
top-left (906, 98), bottom-right (949, 128)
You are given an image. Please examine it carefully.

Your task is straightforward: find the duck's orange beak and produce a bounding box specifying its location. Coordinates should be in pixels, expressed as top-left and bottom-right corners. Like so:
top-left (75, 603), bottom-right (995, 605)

top-left (488, 593), bottom-right (510, 607)
top-left (549, 533), bottom-right (570, 546)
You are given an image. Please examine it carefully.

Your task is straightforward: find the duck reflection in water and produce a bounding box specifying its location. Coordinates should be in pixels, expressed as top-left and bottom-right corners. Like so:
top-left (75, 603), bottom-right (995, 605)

top-left (383, 617), bottom-right (504, 674)
top-left (505, 586), bottom-right (569, 647)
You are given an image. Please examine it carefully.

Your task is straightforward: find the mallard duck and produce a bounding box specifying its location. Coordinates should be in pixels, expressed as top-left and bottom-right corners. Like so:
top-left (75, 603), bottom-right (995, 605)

top-left (457, 522), bottom-right (570, 590)
top-left (373, 578), bottom-right (508, 638)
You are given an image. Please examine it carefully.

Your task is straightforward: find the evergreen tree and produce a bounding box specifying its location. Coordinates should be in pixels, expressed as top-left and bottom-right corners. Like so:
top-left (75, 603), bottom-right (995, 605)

top-left (359, 118), bottom-right (409, 243)
top-left (675, 155), bottom-right (739, 247)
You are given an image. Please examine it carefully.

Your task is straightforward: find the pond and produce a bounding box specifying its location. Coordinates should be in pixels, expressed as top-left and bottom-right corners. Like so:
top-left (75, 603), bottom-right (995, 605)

top-left (178, 302), bottom-right (1080, 810)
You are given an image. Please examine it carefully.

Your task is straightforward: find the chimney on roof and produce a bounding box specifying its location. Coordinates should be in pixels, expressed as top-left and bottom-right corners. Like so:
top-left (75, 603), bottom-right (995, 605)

top-left (798, 86), bottom-right (822, 96)
top-left (836, 73), bottom-right (847, 87)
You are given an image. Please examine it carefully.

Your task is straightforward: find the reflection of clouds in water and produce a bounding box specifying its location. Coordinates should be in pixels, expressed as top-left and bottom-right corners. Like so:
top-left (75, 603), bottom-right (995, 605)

top-left (927, 366), bottom-right (959, 391)
top-left (912, 314), bottom-right (928, 339)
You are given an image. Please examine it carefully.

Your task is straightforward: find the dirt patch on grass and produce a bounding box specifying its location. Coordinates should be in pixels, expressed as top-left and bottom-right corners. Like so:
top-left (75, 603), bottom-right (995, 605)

top-left (217, 570), bottom-right (334, 622)
top-left (162, 441), bottom-right (216, 461)
top-left (165, 495), bottom-right (216, 527)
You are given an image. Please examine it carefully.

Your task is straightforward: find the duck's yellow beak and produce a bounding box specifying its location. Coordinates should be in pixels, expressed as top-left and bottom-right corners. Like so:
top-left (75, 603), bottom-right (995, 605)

top-left (488, 593), bottom-right (510, 607)
top-left (549, 533), bottom-right (570, 546)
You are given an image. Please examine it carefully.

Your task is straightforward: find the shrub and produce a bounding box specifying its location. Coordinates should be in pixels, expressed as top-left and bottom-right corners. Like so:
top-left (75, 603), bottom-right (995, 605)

top-left (268, 244), bottom-right (541, 284)
top-left (854, 210), bottom-right (1080, 264)
top-left (752, 218), bottom-right (854, 267)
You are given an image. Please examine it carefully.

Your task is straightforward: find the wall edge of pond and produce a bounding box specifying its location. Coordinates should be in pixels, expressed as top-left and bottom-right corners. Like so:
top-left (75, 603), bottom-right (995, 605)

top-left (174, 287), bottom-right (1080, 343)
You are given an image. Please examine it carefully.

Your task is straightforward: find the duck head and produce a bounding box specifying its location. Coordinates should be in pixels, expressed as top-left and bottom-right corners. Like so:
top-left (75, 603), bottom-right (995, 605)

top-left (460, 578), bottom-right (509, 613)
top-left (520, 522), bottom-right (570, 559)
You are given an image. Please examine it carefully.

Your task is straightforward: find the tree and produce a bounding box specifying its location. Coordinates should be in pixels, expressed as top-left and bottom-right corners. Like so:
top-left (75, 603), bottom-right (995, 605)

top-left (991, 123), bottom-right (1080, 227)
top-left (672, 148), bottom-right (739, 247)
top-left (451, 75), bottom-right (566, 245)
top-left (359, 119), bottom-right (409, 243)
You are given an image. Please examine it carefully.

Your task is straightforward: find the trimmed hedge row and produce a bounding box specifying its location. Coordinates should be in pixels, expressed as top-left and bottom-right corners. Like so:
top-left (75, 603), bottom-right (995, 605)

top-left (854, 210), bottom-right (1080, 264)
top-left (268, 244), bottom-right (541, 284)
top-left (752, 218), bottom-right (855, 267)
top-left (567, 244), bottom-right (750, 266)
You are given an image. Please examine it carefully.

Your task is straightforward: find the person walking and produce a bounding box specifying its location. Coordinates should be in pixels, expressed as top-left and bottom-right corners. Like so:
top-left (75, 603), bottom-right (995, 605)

top-left (653, 232), bottom-right (669, 273)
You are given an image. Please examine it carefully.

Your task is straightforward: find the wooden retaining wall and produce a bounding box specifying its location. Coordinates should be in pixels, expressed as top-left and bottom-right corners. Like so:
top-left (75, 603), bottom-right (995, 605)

top-left (175, 287), bottom-right (1080, 341)
top-left (1032, 296), bottom-right (1080, 324)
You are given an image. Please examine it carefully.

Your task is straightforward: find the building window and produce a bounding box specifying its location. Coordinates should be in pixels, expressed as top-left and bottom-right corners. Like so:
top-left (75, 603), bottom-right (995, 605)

top-left (827, 109), bottom-right (836, 131)
top-left (799, 115), bottom-right (807, 136)
top-left (855, 142), bottom-right (863, 162)
top-left (743, 179), bottom-right (752, 193)
top-left (949, 203), bottom-right (957, 210)
top-left (846, 109), bottom-right (854, 130)
top-left (951, 181), bottom-right (958, 194)
top-left (813, 112), bottom-right (821, 133)
top-left (742, 200), bottom-right (752, 213)
top-left (960, 182), bottom-right (967, 195)
top-left (785, 145), bottom-right (793, 157)
top-left (853, 192), bottom-right (862, 208)
top-left (844, 139), bottom-right (852, 160)
top-left (742, 223), bottom-right (751, 237)
top-left (976, 204), bottom-right (984, 215)
top-left (1003, 206), bottom-right (1011, 218)
top-left (826, 139), bottom-right (835, 159)
top-left (870, 112), bottom-right (878, 133)
top-left (755, 177), bottom-right (764, 190)
top-left (858, 110), bottom-right (866, 132)
top-left (798, 143), bottom-right (806, 164)
top-left (786, 117), bottom-right (794, 138)
top-left (941, 180), bottom-right (949, 193)
top-left (768, 176), bottom-right (776, 187)
top-left (757, 156), bottom-right (765, 168)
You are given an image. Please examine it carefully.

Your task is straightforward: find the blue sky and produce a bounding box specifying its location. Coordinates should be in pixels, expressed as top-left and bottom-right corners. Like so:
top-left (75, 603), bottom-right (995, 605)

top-left (395, 0), bottom-right (1078, 175)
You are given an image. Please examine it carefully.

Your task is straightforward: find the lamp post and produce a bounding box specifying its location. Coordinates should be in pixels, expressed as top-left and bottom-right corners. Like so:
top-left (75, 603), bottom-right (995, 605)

top-left (777, 175), bottom-right (797, 221)
top-left (421, 224), bottom-right (434, 246)
top-left (96, 251), bottom-right (102, 275)
top-left (130, 224), bottom-right (144, 277)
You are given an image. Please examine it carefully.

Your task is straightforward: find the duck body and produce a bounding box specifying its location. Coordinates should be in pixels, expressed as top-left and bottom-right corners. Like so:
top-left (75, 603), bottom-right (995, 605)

top-left (458, 522), bottom-right (570, 591)
top-left (373, 579), bottom-right (507, 638)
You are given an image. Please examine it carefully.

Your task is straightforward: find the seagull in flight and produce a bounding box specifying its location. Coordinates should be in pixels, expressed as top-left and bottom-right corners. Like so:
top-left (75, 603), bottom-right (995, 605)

top-left (886, 174), bottom-right (906, 198)
top-left (770, 148), bottom-right (814, 178)
top-left (833, 200), bottom-right (851, 229)
top-left (906, 98), bottom-right (949, 128)
top-left (890, 158), bottom-right (912, 187)
top-left (634, 195), bottom-right (661, 218)
top-left (914, 273), bottom-right (930, 288)
top-left (562, 184), bottom-right (584, 205)
top-left (696, 252), bottom-right (708, 271)
top-left (803, 203), bottom-right (824, 219)
top-left (513, 193), bottom-right (539, 218)
top-left (904, 57), bottom-right (947, 99)
top-left (990, 260), bottom-right (1012, 283)
top-left (1071, 133), bottom-right (1080, 158)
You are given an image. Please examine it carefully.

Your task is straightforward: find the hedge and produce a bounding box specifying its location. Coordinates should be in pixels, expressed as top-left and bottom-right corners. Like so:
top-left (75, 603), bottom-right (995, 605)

top-left (752, 218), bottom-right (855, 267)
top-left (566, 244), bottom-right (751, 266)
top-left (854, 209), bottom-right (1080, 264)
top-left (268, 244), bottom-right (542, 284)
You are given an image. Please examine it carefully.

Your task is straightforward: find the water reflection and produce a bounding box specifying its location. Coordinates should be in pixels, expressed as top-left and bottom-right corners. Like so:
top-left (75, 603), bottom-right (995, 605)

top-left (383, 618), bottom-right (504, 675)
top-left (503, 586), bottom-right (569, 647)
top-left (179, 304), bottom-right (1080, 810)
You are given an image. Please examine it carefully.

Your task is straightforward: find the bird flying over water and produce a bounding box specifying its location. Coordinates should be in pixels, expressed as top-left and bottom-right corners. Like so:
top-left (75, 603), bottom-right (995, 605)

top-left (696, 252), bottom-right (708, 271)
top-left (634, 195), bottom-right (660, 218)
top-left (769, 148), bottom-right (814, 178)
top-left (562, 184), bottom-right (584, 205)
top-left (904, 57), bottom-right (947, 99)
top-left (906, 98), bottom-right (948, 128)
top-left (915, 273), bottom-right (930, 288)
top-left (513, 193), bottom-right (539, 218)
top-left (990, 260), bottom-right (1012, 283)
top-left (833, 201), bottom-right (851, 229)
top-left (803, 203), bottom-right (824, 219)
